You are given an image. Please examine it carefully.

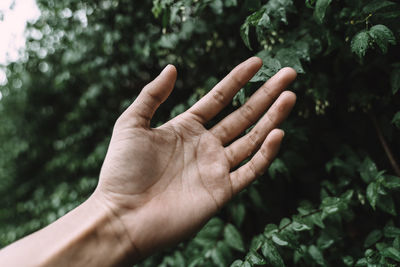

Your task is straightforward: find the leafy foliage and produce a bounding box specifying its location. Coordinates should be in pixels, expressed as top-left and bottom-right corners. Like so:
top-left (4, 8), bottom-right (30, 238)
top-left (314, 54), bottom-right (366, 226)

top-left (1, 0), bottom-right (400, 266)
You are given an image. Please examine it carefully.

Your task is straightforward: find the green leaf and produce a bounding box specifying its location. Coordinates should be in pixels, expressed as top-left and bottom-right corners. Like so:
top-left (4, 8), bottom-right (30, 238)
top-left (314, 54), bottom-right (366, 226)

top-left (279, 217), bottom-right (291, 229)
top-left (211, 241), bottom-right (232, 267)
top-left (240, 23), bottom-right (251, 50)
top-left (360, 157), bottom-right (379, 183)
top-left (248, 186), bottom-right (265, 211)
top-left (275, 48), bottom-right (305, 74)
top-left (364, 230), bottom-right (382, 248)
top-left (362, 0), bottom-right (397, 14)
top-left (342, 255), bottom-right (354, 266)
top-left (264, 224), bottom-right (279, 237)
top-left (321, 196), bottom-right (342, 219)
top-left (367, 182), bottom-right (379, 209)
top-left (313, 0), bottom-right (332, 24)
top-left (382, 247), bottom-right (400, 262)
top-left (308, 245), bottom-right (325, 265)
top-left (292, 220), bottom-right (312, 232)
top-left (383, 225), bottom-right (400, 238)
top-left (377, 194), bottom-right (397, 216)
top-left (391, 68), bottom-right (400, 95)
top-left (355, 258), bottom-right (367, 266)
top-left (394, 237), bottom-right (400, 249)
top-left (268, 158), bottom-right (289, 179)
top-left (225, 0), bottom-right (238, 7)
top-left (376, 242), bottom-right (389, 252)
top-left (351, 31), bottom-right (371, 58)
top-left (311, 213), bottom-right (325, 228)
top-left (250, 56), bottom-right (282, 83)
top-left (240, 8), bottom-right (265, 50)
top-left (230, 260), bottom-right (244, 267)
top-left (224, 224), bottom-right (245, 252)
top-left (272, 234), bottom-right (289, 246)
top-left (246, 250), bottom-right (266, 265)
top-left (365, 248), bottom-right (380, 264)
top-left (209, 0), bottom-right (224, 14)
top-left (261, 240), bottom-right (285, 267)
top-left (392, 112), bottom-right (400, 128)
top-left (194, 217), bottom-right (224, 246)
top-left (369, 25), bottom-right (396, 54)
top-left (230, 202), bottom-right (246, 227)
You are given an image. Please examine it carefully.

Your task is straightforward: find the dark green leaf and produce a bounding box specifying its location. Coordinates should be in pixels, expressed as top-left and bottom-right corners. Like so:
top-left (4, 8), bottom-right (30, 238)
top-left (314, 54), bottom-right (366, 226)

top-left (392, 112), bottom-right (400, 128)
top-left (382, 247), bottom-right (400, 262)
top-left (362, 0), bottom-right (396, 14)
top-left (194, 218), bottom-right (224, 246)
top-left (211, 241), bottom-right (232, 267)
top-left (224, 224), bottom-right (245, 252)
top-left (246, 250), bottom-right (266, 265)
top-left (230, 202), bottom-right (246, 227)
top-left (268, 158), bottom-right (289, 179)
top-left (364, 230), bottom-right (382, 248)
top-left (351, 31), bottom-right (371, 58)
top-left (261, 240), bottom-right (285, 267)
top-left (225, 0), bottom-right (238, 7)
top-left (377, 194), bottom-right (397, 216)
top-left (272, 234), bottom-right (289, 246)
top-left (308, 245), bottom-right (325, 265)
top-left (279, 217), bottom-right (291, 229)
top-left (342, 255), bottom-right (354, 266)
top-left (250, 54), bottom-right (282, 83)
top-left (355, 257), bottom-right (367, 266)
top-left (313, 0), bottom-right (332, 24)
top-left (291, 220), bottom-right (311, 232)
top-left (367, 182), bottom-right (379, 209)
top-left (383, 225), bottom-right (400, 238)
top-left (311, 213), bottom-right (325, 228)
top-left (230, 260), bottom-right (244, 267)
top-left (360, 157), bottom-right (378, 183)
top-left (391, 67), bottom-right (400, 95)
top-left (369, 25), bottom-right (396, 54)
top-left (393, 237), bottom-right (400, 249)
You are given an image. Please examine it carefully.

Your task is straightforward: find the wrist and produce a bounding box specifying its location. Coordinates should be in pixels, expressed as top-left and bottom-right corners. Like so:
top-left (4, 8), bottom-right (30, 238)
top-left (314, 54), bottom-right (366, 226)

top-left (87, 192), bottom-right (141, 266)
top-left (41, 193), bottom-right (137, 267)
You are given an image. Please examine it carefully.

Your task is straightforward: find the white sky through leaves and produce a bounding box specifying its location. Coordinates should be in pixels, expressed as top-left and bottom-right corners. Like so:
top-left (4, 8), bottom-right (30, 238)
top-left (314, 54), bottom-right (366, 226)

top-left (0, 0), bottom-right (40, 91)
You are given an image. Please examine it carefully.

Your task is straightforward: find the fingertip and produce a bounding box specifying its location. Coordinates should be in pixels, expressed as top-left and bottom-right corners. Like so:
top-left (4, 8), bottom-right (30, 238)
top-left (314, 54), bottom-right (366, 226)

top-left (163, 64), bottom-right (177, 77)
top-left (281, 67), bottom-right (297, 79)
top-left (281, 90), bottom-right (297, 103)
top-left (251, 56), bottom-right (263, 67)
top-left (269, 128), bottom-right (285, 141)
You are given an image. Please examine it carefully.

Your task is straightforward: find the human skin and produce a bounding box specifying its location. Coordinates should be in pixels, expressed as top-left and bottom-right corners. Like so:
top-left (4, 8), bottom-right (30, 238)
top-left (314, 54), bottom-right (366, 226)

top-left (0, 57), bottom-right (296, 266)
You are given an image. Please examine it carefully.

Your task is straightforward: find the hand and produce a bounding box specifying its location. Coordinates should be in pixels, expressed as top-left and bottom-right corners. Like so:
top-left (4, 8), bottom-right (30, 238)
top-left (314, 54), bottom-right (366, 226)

top-left (94, 57), bottom-right (297, 260)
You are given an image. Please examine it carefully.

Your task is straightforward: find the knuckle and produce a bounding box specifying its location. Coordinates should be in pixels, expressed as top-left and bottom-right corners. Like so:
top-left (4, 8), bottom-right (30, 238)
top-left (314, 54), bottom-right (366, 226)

top-left (212, 90), bottom-right (226, 105)
top-left (261, 85), bottom-right (275, 99)
top-left (216, 124), bottom-right (230, 142)
top-left (265, 112), bottom-right (276, 126)
top-left (259, 147), bottom-right (271, 164)
top-left (240, 104), bottom-right (256, 124)
top-left (247, 129), bottom-right (261, 148)
top-left (248, 161), bottom-right (257, 176)
top-left (225, 146), bottom-right (236, 166)
top-left (229, 74), bottom-right (243, 88)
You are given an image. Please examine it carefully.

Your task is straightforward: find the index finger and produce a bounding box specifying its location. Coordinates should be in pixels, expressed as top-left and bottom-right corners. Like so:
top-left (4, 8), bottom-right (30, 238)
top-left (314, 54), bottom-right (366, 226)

top-left (187, 57), bottom-right (262, 124)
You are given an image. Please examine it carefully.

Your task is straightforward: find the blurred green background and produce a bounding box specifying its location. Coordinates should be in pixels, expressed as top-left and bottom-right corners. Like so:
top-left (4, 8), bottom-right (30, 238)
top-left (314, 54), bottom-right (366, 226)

top-left (1, 0), bottom-right (400, 266)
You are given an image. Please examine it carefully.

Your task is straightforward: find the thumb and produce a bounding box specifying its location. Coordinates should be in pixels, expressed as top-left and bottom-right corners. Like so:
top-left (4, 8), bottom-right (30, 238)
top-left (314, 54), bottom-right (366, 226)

top-left (122, 65), bottom-right (177, 127)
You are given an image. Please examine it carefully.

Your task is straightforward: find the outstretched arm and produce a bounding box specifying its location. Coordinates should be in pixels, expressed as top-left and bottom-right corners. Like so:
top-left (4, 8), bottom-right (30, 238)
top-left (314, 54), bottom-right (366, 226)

top-left (0, 57), bottom-right (297, 266)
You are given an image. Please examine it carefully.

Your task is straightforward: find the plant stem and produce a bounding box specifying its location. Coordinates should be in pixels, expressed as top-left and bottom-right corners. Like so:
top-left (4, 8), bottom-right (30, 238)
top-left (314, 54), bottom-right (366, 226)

top-left (370, 114), bottom-right (400, 177)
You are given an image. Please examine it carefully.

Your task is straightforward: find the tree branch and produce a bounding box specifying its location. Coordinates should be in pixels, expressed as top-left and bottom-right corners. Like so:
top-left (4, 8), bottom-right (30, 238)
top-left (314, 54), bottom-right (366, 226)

top-left (370, 113), bottom-right (400, 177)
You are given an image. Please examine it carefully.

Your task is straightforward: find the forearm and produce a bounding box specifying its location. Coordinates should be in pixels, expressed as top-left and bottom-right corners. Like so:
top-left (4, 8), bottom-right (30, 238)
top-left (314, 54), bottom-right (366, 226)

top-left (0, 194), bottom-right (136, 267)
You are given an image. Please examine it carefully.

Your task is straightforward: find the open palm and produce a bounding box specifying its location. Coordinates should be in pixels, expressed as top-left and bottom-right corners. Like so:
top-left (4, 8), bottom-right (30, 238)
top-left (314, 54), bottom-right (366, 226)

top-left (95, 57), bottom-right (297, 258)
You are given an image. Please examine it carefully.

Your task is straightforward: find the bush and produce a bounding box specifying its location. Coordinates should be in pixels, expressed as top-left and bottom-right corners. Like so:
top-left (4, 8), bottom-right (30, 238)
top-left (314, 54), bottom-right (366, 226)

top-left (0, 0), bottom-right (400, 266)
